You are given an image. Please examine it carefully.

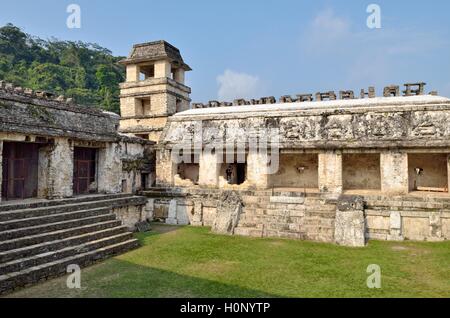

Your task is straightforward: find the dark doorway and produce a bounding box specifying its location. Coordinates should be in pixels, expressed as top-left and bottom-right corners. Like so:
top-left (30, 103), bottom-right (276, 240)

top-left (1, 142), bottom-right (39, 200)
top-left (73, 147), bottom-right (97, 195)
top-left (236, 163), bottom-right (246, 185)
top-left (222, 163), bottom-right (247, 185)
top-left (141, 173), bottom-right (149, 190)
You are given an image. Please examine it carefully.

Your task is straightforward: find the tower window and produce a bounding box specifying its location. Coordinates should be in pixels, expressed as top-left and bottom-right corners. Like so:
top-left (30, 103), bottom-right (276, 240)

top-left (139, 64), bottom-right (155, 80)
top-left (135, 97), bottom-right (151, 116)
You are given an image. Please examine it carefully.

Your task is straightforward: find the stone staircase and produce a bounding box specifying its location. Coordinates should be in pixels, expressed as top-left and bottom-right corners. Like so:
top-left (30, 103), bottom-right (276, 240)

top-left (234, 191), bottom-right (337, 242)
top-left (0, 194), bottom-right (144, 295)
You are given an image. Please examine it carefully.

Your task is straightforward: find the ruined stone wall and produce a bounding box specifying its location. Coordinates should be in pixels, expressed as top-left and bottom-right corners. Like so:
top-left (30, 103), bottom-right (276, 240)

top-left (144, 188), bottom-right (450, 244)
top-left (365, 195), bottom-right (450, 241)
top-left (109, 196), bottom-right (150, 231)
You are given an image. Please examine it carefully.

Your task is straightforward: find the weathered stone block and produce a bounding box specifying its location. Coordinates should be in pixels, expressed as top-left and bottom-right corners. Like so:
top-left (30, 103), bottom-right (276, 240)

top-left (166, 199), bottom-right (178, 225)
top-left (334, 196), bottom-right (366, 247)
top-left (387, 211), bottom-right (404, 241)
top-left (212, 191), bottom-right (243, 235)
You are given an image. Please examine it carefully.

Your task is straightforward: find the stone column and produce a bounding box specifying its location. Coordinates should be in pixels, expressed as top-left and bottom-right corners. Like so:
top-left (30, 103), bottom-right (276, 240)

top-left (191, 201), bottom-right (203, 226)
top-left (156, 149), bottom-right (176, 187)
top-left (198, 150), bottom-right (220, 187)
top-left (98, 143), bottom-right (122, 194)
top-left (334, 195), bottom-right (366, 247)
top-left (126, 64), bottom-right (140, 82)
top-left (247, 151), bottom-right (270, 189)
top-left (44, 138), bottom-right (74, 199)
top-left (155, 60), bottom-right (171, 78)
top-left (381, 151), bottom-right (409, 195)
top-left (318, 150), bottom-right (343, 196)
top-left (166, 199), bottom-right (178, 225)
top-left (174, 68), bottom-right (185, 84)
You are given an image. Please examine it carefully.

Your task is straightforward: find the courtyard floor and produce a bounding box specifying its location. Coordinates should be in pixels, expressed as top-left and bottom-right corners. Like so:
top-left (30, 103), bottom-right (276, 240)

top-left (5, 224), bottom-right (450, 298)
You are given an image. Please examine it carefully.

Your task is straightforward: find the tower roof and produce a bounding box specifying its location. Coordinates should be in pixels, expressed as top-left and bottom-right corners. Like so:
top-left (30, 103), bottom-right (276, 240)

top-left (120, 40), bottom-right (191, 71)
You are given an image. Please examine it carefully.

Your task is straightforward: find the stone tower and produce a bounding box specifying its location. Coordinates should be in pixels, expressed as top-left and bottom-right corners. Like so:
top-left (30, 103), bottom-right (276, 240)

top-left (119, 41), bottom-right (192, 142)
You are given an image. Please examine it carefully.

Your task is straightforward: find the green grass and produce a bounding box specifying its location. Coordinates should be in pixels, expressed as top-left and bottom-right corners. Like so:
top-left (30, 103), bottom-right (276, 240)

top-left (6, 224), bottom-right (450, 298)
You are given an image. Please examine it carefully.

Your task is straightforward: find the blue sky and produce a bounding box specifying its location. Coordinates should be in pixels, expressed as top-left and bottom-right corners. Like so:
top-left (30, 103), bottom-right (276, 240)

top-left (1, 0), bottom-right (450, 102)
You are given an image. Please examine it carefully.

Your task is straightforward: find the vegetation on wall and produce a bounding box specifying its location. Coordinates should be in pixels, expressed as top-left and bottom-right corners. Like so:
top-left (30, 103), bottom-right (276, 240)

top-left (0, 23), bottom-right (125, 113)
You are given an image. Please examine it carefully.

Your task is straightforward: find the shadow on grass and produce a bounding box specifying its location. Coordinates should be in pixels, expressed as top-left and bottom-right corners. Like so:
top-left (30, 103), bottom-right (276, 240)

top-left (6, 258), bottom-right (278, 298)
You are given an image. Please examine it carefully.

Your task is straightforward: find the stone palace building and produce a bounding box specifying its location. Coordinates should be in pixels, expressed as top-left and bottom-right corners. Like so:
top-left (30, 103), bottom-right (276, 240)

top-left (0, 40), bottom-right (449, 293)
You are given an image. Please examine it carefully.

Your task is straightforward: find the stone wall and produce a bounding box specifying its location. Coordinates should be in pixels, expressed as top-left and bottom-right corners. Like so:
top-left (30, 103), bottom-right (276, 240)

top-left (342, 153), bottom-right (381, 190)
top-left (113, 204), bottom-right (147, 231)
top-left (98, 143), bottom-right (123, 194)
top-left (270, 153), bottom-right (319, 188)
top-left (144, 187), bottom-right (450, 245)
top-left (365, 195), bottom-right (450, 241)
top-left (40, 137), bottom-right (74, 199)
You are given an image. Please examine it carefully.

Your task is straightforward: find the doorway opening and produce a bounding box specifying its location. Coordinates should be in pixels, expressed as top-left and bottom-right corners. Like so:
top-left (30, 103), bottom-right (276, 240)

top-left (73, 147), bottom-right (98, 195)
top-left (1, 142), bottom-right (39, 200)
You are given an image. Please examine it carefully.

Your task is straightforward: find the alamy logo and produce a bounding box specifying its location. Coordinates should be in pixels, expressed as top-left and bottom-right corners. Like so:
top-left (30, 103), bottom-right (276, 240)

top-left (66, 4), bottom-right (81, 29)
top-left (66, 264), bottom-right (81, 289)
top-left (366, 264), bottom-right (381, 289)
top-left (366, 4), bottom-right (381, 29)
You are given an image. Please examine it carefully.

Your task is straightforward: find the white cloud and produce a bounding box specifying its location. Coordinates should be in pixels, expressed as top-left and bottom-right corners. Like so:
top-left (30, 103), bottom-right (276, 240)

top-left (217, 69), bottom-right (264, 101)
top-left (305, 8), bottom-right (351, 52)
top-left (302, 8), bottom-right (448, 88)
top-left (311, 8), bottom-right (350, 40)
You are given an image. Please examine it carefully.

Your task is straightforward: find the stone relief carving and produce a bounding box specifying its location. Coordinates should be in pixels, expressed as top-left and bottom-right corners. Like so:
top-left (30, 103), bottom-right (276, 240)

top-left (163, 109), bottom-right (450, 147)
top-left (411, 112), bottom-right (446, 138)
top-left (323, 115), bottom-right (353, 140)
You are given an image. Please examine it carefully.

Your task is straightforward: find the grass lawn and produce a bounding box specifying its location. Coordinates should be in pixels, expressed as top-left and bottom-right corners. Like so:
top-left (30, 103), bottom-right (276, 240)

top-left (6, 224), bottom-right (450, 298)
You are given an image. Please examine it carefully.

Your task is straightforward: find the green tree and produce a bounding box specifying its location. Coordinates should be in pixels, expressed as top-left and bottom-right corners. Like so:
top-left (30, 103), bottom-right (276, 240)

top-left (0, 23), bottom-right (125, 113)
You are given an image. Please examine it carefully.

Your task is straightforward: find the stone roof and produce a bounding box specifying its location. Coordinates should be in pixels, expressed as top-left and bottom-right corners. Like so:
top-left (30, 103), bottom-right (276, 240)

top-left (161, 94), bottom-right (450, 150)
top-left (0, 83), bottom-right (120, 142)
top-left (175, 95), bottom-right (450, 119)
top-left (120, 40), bottom-right (191, 71)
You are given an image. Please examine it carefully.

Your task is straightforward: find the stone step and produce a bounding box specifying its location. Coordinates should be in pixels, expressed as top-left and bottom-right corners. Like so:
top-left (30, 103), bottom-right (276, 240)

top-left (233, 226), bottom-right (263, 237)
top-left (0, 232), bottom-right (133, 275)
top-left (0, 207), bottom-right (111, 231)
top-left (0, 239), bottom-right (139, 295)
top-left (0, 220), bottom-right (122, 252)
top-left (263, 230), bottom-right (307, 240)
top-left (0, 226), bottom-right (128, 264)
top-left (0, 193), bottom-right (133, 212)
top-left (0, 214), bottom-right (116, 241)
top-left (0, 196), bottom-right (144, 221)
top-left (265, 204), bottom-right (336, 212)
